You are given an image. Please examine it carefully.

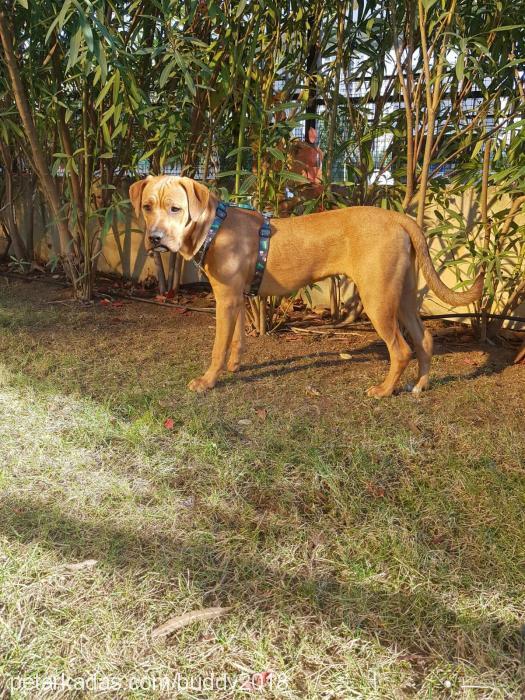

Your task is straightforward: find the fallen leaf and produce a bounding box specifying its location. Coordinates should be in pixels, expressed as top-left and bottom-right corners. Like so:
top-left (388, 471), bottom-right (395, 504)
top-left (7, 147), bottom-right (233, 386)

top-left (63, 559), bottom-right (98, 572)
top-left (365, 482), bottom-right (385, 498)
top-left (241, 671), bottom-right (274, 691)
top-left (406, 419), bottom-right (421, 435)
top-left (154, 294), bottom-right (167, 303)
top-left (255, 408), bottom-right (267, 421)
top-left (165, 289), bottom-right (175, 299)
top-left (152, 607), bottom-right (231, 640)
top-left (339, 352), bottom-right (353, 360)
top-left (164, 418), bottom-right (174, 430)
top-left (305, 385), bottom-right (321, 397)
top-left (238, 419), bottom-right (252, 426)
top-left (99, 298), bottom-right (110, 305)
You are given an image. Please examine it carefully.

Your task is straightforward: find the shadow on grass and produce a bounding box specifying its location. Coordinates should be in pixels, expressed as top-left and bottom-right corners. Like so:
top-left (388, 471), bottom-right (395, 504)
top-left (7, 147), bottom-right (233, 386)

top-left (0, 492), bottom-right (522, 685)
top-left (231, 338), bottom-right (512, 389)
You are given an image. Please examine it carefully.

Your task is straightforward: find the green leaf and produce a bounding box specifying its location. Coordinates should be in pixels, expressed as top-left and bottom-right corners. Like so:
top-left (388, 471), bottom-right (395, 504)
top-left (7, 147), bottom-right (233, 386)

top-left (184, 70), bottom-right (196, 96)
top-left (45, 0), bottom-right (73, 42)
top-left (102, 121), bottom-right (112, 147)
top-left (94, 73), bottom-right (115, 109)
top-left (79, 14), bottom-right (95, 53)
top-left (17, 0), bottom-right (28, 8)
top-left (455, 54), bottom-right (464, 81)
top-left (225, 146), bottom-right (251, 159)
top-left (268, 147), bottom-right (285, 162)
top-left (100, 105), bottom-right (115, 126)
top-left (113, 102), bottom-right (122, 126)
top-left (239, 174), bottom-right (256, 194)
top-left (282, 172), bottom-right (310, 184)
top-left (235, 0), bottom-right (247, 20)
top-left (481, 24), bottom-right (525, 33)
top-left (112, 69), bottom-right (120, 104)
top-left (94, 39), bottom-right (107, 84)
top-left (159, 59), bottom-right (175, 88)
top-left (66, 25), bottom-right (83, 73)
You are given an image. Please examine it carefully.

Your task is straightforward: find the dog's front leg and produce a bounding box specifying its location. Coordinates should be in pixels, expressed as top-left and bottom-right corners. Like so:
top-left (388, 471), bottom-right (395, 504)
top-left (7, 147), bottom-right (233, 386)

top-left (227, 303), bottom-right (245, 372)
top-left (188, 295), bottom-right (243, 392)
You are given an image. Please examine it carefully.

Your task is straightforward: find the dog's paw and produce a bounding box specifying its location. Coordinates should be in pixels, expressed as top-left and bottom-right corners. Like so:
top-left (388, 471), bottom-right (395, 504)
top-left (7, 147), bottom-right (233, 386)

top-left (188, 376), bottom-right (215, 393)
top-left (366, 384), bottom-right (393, 398)
top-left (412, 378), bottom-right (429, 394)
top-left (226, 360), bottom-right (241, 373)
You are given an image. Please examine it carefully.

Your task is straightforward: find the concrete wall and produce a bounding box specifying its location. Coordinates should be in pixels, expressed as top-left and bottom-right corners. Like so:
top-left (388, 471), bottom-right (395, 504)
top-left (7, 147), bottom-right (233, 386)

top-left (5, 179), bottom-right (524, 320)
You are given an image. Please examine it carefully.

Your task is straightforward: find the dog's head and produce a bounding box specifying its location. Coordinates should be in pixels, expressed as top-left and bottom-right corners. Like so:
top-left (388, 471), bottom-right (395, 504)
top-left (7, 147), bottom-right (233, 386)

top-left (129, 175), bottom-right (212, 259)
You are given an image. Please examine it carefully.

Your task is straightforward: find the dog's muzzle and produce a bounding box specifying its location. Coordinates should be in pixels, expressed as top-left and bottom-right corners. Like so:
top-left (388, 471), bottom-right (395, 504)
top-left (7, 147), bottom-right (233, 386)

top-left (147, 230), bottom-right (169, 254)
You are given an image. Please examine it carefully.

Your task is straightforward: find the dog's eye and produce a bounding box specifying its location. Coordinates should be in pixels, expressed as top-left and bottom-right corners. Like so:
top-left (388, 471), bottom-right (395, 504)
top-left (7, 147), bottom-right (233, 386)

top-left (170, 206), bottom-right (181, 214)
top-left (143, 203), bottom-right (152, 212)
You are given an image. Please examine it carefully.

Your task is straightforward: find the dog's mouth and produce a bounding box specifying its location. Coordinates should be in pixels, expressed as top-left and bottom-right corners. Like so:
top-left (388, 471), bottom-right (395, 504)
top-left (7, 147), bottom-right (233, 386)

top-left (147, 244), bottom-right (170, 255)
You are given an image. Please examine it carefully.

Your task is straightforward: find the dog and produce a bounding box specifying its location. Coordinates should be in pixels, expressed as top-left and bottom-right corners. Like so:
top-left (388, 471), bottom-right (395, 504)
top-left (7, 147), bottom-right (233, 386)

top-left (129, 175), bottom-right (483, 396)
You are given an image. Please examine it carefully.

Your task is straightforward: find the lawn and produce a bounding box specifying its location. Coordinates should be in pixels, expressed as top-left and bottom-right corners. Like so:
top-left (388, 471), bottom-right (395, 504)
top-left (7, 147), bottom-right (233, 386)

top-left (0, 277), bottom-right (524, 699)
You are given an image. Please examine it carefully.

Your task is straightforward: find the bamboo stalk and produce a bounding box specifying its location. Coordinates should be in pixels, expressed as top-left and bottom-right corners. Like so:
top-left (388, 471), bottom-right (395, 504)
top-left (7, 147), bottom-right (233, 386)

top-left (416, 0), bottom-right (456, 228)
top-left (258, 297), bottom-right (267, 336)
top-left (153, 252), bottom-right (167, 294)
top-left (325, 3), bottom-right (346, 183)
top-left (167, 252), bottom-right (177, 291)
top-left (172, 254), bottom-right (184, 294)
top-left (390, 0), bottom-right (415, 210)
top-left (234, 13), bottom-right (260, 198)
top-left (479, 138), bottom-right (492, 340)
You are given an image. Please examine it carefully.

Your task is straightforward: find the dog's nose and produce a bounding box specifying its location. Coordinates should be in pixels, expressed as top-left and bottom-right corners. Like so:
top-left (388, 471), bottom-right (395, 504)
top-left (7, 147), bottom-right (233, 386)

top-left (149, 231), bottom-right (164, 245)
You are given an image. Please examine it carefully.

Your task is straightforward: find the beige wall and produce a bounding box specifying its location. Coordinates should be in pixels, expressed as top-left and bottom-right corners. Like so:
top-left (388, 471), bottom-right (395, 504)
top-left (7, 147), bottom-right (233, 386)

top-left (8, 181), bottom-right (524, 320)
top-left (422, 189), bottom-right (524, 320)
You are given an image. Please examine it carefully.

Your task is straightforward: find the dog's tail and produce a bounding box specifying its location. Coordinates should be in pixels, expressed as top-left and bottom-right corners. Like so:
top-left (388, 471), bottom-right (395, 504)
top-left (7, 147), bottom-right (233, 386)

top-left (402, 216), bottom-right (484, 307)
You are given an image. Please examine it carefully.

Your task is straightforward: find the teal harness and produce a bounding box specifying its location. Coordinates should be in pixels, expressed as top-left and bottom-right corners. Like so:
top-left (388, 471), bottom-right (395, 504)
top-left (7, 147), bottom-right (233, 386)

top-left (193, 201), bottom-right (271, 297)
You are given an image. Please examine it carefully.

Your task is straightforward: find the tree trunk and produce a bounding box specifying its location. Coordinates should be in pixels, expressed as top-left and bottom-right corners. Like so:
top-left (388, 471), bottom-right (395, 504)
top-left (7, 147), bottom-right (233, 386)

top-left (0, 140), bottom-right (27, 260)
top-left (0, 9), bottom-right (76, 282)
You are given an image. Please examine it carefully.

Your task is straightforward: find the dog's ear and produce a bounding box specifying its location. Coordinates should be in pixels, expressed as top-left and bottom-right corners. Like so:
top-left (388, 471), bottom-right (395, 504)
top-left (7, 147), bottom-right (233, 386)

top-left (129, 176), bottom-right (152, 218)
top-left (180, 177), bottom-right (210, 222)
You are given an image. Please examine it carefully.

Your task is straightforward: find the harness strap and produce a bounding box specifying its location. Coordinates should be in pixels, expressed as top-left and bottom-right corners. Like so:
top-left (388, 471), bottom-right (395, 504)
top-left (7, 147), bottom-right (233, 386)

top-left (246, 214), bottom-right (271, 297)
top-left (193, 200), bottom-right (228, 273)
top-left (192, 200), bottom-right (271, 298)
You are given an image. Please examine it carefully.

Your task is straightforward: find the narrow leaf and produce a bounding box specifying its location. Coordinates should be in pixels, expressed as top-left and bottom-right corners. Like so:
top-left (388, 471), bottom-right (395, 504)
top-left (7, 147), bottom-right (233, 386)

top-left (152, 607), bottom-right (231, 639)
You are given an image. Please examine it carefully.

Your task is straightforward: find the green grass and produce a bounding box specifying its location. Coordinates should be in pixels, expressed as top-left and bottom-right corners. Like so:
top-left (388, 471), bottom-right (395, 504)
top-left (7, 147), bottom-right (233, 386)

top-left (0, 279), bottom-right (524, 698)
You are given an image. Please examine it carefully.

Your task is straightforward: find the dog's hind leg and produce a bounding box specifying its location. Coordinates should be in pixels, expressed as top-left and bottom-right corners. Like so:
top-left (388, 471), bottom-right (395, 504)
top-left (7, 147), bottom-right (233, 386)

top-left (227, 303), bottom-right (245, 372)
top-left (360, 297), bottom-right (413, 398)
top-left (398, 284), bottom-right (433, 394)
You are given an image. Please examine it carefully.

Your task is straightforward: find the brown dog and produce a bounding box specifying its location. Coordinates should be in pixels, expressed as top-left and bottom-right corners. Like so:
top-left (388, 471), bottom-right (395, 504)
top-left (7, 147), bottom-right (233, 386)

top-left (129, 175), bottom-right (483, 397)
